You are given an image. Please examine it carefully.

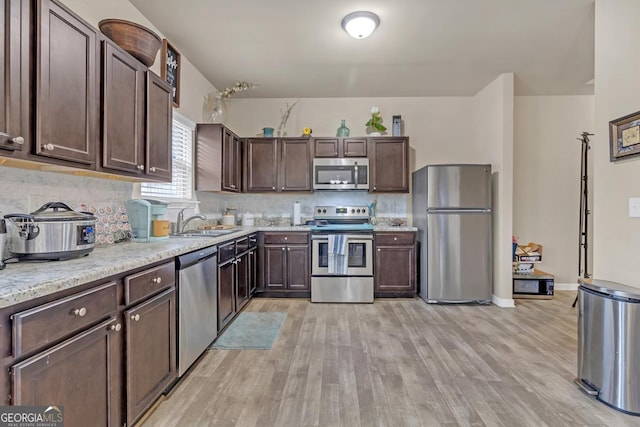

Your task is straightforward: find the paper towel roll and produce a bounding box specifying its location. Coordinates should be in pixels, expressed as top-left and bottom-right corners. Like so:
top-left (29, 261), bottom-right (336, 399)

top-left (293, 201), bottom-right (301, 226)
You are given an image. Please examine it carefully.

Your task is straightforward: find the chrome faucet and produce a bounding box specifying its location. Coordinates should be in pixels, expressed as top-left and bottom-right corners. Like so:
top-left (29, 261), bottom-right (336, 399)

top-left (177, 208), bottom-right (207, 233)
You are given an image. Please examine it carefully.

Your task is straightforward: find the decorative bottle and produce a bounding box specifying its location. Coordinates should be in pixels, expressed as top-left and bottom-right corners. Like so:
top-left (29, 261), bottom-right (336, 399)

top-left (336, 120), bottom-right (350, 137)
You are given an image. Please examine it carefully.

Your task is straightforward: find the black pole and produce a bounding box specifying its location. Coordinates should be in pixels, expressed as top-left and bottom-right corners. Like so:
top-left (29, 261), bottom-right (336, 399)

top-left (573, 132), bottom-right (593, 308)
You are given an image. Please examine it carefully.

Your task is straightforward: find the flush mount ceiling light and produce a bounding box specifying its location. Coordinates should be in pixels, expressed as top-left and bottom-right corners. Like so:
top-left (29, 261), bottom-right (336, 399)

top-left (341, 11), bottom-right (380, 39)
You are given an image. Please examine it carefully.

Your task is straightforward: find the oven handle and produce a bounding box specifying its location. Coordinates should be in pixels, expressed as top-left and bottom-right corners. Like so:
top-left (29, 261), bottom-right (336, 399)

top-left (311, 234), bottom-right (374, 241)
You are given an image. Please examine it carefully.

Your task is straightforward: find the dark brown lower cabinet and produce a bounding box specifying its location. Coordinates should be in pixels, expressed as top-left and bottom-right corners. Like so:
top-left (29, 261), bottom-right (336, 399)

top-left (374, 232), bottom-right (417, 297)
top-left (218, 257), bottom-right (236, 332)
top-left (261, 232), bottom-right (310, 293)
top-left (236, 251), bottom-right (250, 311)
top-left (125, 287), bottom-right (176, 426)
top-left (11, 317), bottom-right (122, 427)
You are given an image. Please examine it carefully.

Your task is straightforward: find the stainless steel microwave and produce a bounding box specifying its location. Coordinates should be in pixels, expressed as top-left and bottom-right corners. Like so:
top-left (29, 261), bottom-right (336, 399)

top-left (313, 158), bottom-right (369, 190)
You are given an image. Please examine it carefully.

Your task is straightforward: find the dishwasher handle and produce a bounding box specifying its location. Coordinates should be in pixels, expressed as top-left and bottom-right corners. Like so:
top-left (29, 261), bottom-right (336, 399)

top-left (177, 245), bottom-right (218, 270)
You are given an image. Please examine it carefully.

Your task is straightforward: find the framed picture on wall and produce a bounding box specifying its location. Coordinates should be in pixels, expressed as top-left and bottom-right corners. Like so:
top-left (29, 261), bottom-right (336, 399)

top-left (161, 39), bottom-right (181, 107)
top-left (610, 110), bottom-right (640, 161)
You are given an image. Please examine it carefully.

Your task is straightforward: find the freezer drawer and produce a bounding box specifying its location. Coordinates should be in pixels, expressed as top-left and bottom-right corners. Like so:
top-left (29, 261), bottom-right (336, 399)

top-left (426, 212), bottom-right (492, 302)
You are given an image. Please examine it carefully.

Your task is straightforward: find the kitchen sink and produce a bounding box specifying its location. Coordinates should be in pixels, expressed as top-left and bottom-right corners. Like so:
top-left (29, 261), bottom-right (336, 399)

top-left (170, 229), bottom-right (238, 238)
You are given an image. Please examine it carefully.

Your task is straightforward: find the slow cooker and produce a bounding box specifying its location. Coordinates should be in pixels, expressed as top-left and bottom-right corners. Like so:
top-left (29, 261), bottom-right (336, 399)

top-left (4, 202), bottom-right (96, 261)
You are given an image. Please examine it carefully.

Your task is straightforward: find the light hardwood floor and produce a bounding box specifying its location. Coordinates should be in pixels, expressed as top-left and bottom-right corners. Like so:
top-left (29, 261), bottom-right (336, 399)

top-left (141, 292), bottom-right (637, 426)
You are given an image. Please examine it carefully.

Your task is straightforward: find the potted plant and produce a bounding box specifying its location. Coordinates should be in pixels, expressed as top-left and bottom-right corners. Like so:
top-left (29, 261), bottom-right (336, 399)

top-left (365, 106), bottom-right (387, 136)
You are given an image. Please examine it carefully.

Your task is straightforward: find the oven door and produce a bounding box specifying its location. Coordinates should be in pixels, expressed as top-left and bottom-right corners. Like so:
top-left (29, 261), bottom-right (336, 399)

top-left (311, 234), bottom-right (373, 276)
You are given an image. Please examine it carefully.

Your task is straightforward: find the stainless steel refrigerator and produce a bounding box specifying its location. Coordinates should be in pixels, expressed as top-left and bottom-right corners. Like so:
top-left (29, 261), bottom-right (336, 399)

top-left (412, 164), bottom-right (493, 303)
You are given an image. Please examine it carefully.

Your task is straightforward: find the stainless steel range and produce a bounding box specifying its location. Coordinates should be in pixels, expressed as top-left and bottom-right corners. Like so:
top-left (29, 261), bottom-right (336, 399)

top-left (310, 206), bottom-right (374, 303)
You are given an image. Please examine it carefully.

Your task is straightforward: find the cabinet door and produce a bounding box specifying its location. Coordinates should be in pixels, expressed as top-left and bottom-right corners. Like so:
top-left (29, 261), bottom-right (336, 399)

top-left (248, 248), bottom-right (257, 295)
top-left (286, 245), bottom-right (309, 290)
top-left (369, 137), bottom-right (409, 192)
top-left (102, 40), bottom-right (145, 174)
top-left (35, 0), bottom-right (97, 165)
top-left (218, 260), bottom-right (236, 331)
top-left (12, 317), bottom-right (122, 427)
top-left (280, 138), bottom-right (312, 191)
top-left (146, 72), bottom-right (172, 181)
top-left (264, 245), bottom-right (286, 290)
top-left (125, 288), bottom-right (176, 426)
top-left (374, 246), bottom-right (416, 295)
top-left (236, 253), bottom-right (250, 311)
top-left (343, 138), bottom-right (367, 157)
top-left (314, 138), bottom-right (339, 157)
top-left (0, 0), bottom-right (30, 156)
top-left (245, 138), bottom-right (278, 192)
top-left (222, 130), bottom-right (241, 192)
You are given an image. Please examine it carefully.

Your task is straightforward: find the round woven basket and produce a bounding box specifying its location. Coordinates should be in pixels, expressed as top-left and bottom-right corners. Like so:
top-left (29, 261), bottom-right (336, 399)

top-left (98, 19), bottom-right (161, 67)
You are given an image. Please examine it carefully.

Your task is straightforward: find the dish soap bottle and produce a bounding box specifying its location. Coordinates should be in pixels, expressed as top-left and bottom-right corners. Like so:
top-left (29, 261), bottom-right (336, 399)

top-left (336, 120), bottom-right (350, 137)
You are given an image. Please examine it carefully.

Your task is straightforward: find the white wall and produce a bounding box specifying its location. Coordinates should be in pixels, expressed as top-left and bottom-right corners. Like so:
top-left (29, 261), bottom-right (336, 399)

top-left (592, 0), bottom-right (640, 286)
top-left (472, 74), bottom-right (515, 305)
top-left (514, 96), bottom-right (595, 284)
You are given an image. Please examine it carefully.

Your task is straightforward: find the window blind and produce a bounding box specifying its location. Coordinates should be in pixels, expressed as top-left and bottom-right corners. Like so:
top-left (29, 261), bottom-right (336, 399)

top-left (141, 117), bottom-right (193, 199)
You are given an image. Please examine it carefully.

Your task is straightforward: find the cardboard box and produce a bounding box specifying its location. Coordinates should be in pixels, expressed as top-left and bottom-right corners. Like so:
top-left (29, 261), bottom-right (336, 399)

top-left (515, 242), bottom-right (543, 263)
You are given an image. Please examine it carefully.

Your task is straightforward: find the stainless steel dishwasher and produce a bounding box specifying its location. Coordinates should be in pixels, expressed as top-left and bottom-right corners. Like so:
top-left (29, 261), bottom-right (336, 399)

top-left (177, 245), bottom-right (217, 376)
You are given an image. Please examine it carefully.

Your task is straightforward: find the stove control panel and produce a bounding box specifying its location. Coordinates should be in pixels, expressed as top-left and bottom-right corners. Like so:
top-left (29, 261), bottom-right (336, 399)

top-left (314, 206), bottom-right (370, 220)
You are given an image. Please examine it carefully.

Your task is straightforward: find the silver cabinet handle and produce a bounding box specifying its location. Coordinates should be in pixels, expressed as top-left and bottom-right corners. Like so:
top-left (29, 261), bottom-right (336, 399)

top-left (110, 323), bottom-right (122, 331)
top-left (131, 314), bottom-right (140, 321)
top-left (152, 276), bottom-right (162, 284)
top-left (43, 143), bottom-right (54, 151)
top-left (73, 307), bottom-right (87, 317)
top-left (137, 165), bottom-right (144, 171)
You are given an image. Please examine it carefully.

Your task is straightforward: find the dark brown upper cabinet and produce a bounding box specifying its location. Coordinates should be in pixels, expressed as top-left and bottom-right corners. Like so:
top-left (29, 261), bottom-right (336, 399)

top-left (34, 0), bottom-right (99, 166)
top-left (196, 124), bottom-right (241, 192)
top-left (145, 72), bottom-right (173, 181)
top-left (101, 39), bottom-right (145, 174)
top-left (244, 137), bottom-right (312, 192)
top-left (0, 0), bottom-right (30, 156)
top-left (314, 137), bottom-right (367, 158)
top-left (368, 137), bottom-right (410, 193)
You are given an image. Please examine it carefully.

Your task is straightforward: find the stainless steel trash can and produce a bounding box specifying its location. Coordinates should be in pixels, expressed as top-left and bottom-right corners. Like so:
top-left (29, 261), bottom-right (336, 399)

top-left (575, 279), bottom-right (640, 415)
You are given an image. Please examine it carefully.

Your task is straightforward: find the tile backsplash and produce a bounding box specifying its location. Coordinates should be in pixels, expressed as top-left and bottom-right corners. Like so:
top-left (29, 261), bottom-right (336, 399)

top-left (0, 167), bottom-right (134, 215)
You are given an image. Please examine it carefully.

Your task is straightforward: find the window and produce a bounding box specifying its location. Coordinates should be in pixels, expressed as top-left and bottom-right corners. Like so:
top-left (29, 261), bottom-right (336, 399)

top-left (141, 113), bottom-right (194, 200)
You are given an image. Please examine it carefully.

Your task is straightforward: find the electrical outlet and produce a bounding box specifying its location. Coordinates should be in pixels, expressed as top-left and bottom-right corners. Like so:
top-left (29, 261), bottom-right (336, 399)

top-left (629, 198), bottom-right (640, 217)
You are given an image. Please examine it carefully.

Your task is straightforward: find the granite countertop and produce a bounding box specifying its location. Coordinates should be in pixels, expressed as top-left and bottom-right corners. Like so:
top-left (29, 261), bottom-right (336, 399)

top-left (0, 225), bottom-right (416, 309)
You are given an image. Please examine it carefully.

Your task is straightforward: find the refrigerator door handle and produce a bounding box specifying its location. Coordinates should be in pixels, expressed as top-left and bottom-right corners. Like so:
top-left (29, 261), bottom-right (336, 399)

top-left (427, 208), bottom-right (491, 214)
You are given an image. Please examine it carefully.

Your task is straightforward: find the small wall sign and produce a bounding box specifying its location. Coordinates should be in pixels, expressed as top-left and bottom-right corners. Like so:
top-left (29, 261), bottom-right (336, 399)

top-left (161, 39), bottom-right (180, 107)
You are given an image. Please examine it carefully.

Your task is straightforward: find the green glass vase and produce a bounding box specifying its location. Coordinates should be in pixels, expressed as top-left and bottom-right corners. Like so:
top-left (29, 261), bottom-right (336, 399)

top-left (336, 120), bottom-right (350, 137)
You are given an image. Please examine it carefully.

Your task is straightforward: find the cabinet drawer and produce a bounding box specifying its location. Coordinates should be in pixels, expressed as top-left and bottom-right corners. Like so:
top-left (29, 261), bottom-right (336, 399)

top-left (218, 241), bottom-right (236, 264)
top-left (12, 281), bottom-right (118, 358)
top-left (124, 261), bottom-right (175, 306)
top-left (375, 232), bottom-right (415, 246)
top-left (236, 236), bottom-right (249, 254)
top-left (263, 232), bottom-right (309, 245)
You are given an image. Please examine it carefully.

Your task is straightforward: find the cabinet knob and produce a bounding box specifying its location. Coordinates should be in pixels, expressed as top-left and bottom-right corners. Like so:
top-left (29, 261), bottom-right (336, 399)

top-left (131, 314), bottom-right (140, 321)
top-left (152, 276), bottom-right (162, 284)
top-left (10, 136), bottom-right (25, 145)
top-left (282, 247), bottom-right (285, 251)
top-left (281, 186), bottom-right (285, 190)
top-left (43, 143), bottom-right (54, 151)
top-left (373, 186), bottom-right (377, 190)
top-left (284, 237), bottom-right (288, 241)
top-left (394, 237), bottom-right (398, 241)
top-left (150, 166), bottom-right (157, 172)
top-left (377, 248), bottom-right (381, 252)
top-left (272, 186), bottom-right (276, 190)
top-left (110, 323), bottom-right (122, 332)
top-left (137, 165), bottom-right (144, 171)
top-left (287, 247), bottom-right (290, 251)
top-left (72, 307), bottom-right (87, 317)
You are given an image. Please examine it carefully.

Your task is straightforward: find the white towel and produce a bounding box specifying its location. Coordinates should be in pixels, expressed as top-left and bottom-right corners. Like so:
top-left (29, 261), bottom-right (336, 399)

top-left (328, 234), bottom-right (348, 275)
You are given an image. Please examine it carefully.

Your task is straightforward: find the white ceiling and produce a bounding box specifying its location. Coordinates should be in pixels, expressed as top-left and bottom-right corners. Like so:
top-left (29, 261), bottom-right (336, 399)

top-left (129, 0), bottom-right (595, 98)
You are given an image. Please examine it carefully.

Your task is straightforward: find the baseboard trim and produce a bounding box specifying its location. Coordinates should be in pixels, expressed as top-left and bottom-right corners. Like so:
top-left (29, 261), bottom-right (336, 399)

top-left (556, 282), bottom-right (578, 291)
top-left (492, 295), bottom-right (516, 308)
